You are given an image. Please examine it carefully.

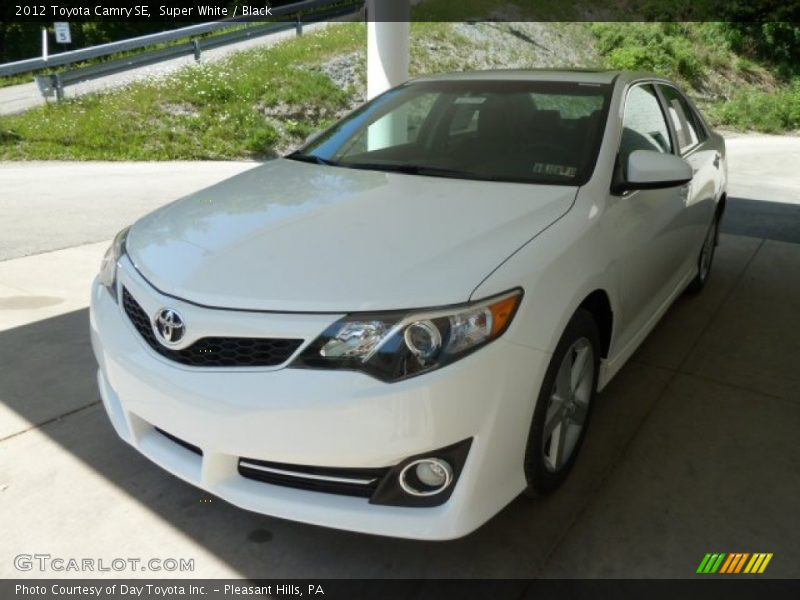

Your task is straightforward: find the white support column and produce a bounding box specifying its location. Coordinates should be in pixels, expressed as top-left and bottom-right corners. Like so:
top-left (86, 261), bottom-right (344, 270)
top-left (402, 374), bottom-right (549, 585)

top-left (366, 0), bottom-right (410, 150)
top-left (366, 0), bottom-right (410, 99)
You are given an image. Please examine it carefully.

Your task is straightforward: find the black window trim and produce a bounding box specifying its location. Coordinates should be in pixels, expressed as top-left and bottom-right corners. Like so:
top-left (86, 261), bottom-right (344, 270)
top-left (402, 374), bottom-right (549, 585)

top-left (619, 79), bottom-right (678, 155)
top-left (655, 82), bottom-right (708, 158)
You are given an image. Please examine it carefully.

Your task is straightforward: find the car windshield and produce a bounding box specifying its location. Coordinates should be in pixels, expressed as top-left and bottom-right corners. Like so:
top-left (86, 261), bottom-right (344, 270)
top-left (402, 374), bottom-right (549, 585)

top-left (289, 79), bottom-right (612, 186)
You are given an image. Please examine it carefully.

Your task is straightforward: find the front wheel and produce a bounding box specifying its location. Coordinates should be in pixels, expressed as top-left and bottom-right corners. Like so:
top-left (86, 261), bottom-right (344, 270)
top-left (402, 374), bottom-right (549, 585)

top-left (523, 309), bottom-right (600, 496)
top-left (686, 212), bottom-right (720, 294)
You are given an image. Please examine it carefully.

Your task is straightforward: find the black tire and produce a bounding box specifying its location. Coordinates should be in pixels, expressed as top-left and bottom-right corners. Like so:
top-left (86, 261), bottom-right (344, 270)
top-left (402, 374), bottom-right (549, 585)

top-left (523, 308), bottom-right (601, 496)
top-left (686, 212), bottom-right (720, 294)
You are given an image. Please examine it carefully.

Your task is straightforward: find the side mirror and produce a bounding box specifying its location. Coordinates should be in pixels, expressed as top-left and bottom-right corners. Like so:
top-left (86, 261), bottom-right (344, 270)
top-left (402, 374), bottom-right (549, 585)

top-left (617, 150), bottom-right (692, 192)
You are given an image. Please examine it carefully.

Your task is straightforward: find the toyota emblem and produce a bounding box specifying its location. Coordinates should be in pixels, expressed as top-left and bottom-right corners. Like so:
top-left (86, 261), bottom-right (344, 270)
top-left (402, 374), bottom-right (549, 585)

top-left (153, 308), bottom-right (186, 346)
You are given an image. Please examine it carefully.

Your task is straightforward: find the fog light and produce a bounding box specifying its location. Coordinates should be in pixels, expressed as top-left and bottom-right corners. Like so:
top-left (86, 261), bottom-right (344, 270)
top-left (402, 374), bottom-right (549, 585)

top-left (399, 458), bottom-right (453, 497)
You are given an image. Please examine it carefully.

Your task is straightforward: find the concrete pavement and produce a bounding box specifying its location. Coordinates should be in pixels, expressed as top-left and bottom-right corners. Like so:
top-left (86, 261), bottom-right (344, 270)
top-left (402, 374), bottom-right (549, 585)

top-left (725, 135), bottom-right (800, 206)
top-left (0, 242), bottom-right (107, 335)
top-left (0, 161), bottom-right (258, 261)
top-left (1, 135), bottom-right (799, 578)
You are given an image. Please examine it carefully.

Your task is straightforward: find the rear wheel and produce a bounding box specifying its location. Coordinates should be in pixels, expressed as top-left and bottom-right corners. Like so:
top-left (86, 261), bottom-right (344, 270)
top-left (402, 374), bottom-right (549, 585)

top-left (687, 212), bottom-right (720, 294)
top-left (524, 309), bottom-right (600, 496)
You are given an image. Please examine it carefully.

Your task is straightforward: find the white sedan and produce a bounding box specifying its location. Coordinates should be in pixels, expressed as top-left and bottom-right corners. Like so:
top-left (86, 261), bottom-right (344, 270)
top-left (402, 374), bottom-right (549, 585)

top-left (90, 69), bottom-right (727, 540)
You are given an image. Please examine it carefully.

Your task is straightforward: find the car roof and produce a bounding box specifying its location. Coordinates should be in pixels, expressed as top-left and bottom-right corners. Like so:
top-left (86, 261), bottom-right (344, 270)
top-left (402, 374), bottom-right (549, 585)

top-left (410, 69), bottom-right (670, 87)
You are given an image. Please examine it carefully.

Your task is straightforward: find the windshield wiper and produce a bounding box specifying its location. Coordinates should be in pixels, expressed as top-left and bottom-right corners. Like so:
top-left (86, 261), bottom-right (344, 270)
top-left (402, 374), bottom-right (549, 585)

top-left (286, 156), bottom-right (501, 182)
top-left (340, 162), bottom-right (499, 182)
top-left (285, 153), bottom-right (339, 166)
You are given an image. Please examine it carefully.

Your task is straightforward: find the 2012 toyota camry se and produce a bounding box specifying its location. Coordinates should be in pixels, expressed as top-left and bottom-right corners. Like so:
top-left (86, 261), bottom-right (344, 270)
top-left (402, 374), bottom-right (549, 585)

top-left (90, 69), bottom-right (727, 540)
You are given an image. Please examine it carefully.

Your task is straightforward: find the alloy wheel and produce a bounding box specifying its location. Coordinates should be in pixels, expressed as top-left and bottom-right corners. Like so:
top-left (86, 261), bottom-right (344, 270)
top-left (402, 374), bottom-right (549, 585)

top-left (541, 338), bottom-right (595, 472)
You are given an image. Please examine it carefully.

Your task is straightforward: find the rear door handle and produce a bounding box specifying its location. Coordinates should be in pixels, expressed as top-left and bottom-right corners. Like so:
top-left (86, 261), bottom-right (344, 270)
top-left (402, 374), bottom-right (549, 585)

top-left (713, 153), bottom-right (720, 169)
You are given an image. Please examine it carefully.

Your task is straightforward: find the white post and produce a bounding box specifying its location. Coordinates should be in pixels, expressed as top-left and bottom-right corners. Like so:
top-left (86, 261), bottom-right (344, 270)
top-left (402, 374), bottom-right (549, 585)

top-left (366, 0), bottom-right (410, 150)
top-left (42, 27), bottom-right (48, 62)
top-left (366, 0), bottom-right (410, 100)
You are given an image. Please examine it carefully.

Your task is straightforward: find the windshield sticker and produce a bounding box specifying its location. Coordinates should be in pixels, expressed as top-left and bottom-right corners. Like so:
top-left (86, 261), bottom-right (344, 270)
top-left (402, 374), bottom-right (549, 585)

top-left (532, 163), bottom-right (577, 177)
top-left (454, 96), bottom-right (487, 104)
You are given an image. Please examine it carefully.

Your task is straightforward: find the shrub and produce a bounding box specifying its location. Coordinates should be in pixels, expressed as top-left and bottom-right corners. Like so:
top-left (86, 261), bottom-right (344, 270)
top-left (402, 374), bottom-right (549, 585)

top-left (591, 23), bottom-right (704, 85)
top-left (711, 80), bottom-right (800, 132)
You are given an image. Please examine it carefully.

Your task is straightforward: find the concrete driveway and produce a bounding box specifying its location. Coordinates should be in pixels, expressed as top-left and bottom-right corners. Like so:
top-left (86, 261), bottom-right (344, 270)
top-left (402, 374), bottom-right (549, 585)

top-left (1, 135), bottom-right (798, 579)
top-left (0, 161), bottom-right (258, 261)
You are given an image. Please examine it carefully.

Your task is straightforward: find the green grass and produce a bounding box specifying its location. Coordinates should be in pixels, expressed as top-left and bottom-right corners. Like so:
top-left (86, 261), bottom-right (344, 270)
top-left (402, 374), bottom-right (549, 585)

top-left (0, 72), bottom-right (34, 88)
top-left (710, 80), bottom-right (800, 133)
top-left (0, 24), bottom-right (364, 160)
top-left (592, 23), bottom-right (745, 89)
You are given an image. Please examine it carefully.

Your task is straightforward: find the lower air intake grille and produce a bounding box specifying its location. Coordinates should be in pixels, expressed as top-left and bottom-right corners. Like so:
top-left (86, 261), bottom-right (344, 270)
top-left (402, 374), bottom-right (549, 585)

top-left (238, 458), bottom-right (389, 498)
top-left (122, 287), bottom-right (303, 368)
top-left (155, 428), bottom-right (203, 456)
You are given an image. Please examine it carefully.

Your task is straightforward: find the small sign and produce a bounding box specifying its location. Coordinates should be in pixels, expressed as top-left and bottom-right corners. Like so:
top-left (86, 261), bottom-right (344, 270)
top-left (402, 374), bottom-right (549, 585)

top-left (54, 22), bottom-right (71, 44)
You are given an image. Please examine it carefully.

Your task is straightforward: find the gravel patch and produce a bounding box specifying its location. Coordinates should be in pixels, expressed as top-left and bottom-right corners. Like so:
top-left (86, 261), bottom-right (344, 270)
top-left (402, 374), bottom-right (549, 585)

top-left (314, 50), bottom-right (366, 97)
top-left (438, 22), bottom-right (601, 71)
top-left (161, 102), bottom-right (200, 118)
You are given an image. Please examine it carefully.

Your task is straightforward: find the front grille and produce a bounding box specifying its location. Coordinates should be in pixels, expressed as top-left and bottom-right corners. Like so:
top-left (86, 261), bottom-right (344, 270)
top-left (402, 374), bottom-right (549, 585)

top-left (238, 457), bottom-right (389, 498)
top-left (122, 288), bottom-right (303, 368)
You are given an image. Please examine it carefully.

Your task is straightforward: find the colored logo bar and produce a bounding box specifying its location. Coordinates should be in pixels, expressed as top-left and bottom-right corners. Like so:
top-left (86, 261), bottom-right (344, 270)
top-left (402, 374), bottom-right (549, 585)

top-left (697, 553), bottom-right (773, 574)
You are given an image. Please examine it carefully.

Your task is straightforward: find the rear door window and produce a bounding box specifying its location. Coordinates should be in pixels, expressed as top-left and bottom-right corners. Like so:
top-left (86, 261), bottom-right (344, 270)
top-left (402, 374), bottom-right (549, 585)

top-left (658, 85), bottom-right (707, 154)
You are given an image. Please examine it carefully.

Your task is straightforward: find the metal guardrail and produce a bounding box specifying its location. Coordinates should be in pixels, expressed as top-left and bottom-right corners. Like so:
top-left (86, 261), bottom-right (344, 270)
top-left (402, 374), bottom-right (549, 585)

top-left (1, 0), bottom-right (362, 77)
top-left (2, 21), bottom-right (239, 78)
top-left (4, 0), bottom-right (363, 100)
top-left (33, 19), bottom-right (304, 100)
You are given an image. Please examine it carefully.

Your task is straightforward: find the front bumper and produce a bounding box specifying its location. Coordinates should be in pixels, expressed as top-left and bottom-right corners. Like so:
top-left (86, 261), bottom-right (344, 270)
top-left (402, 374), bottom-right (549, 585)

top-left (89, 260), bottom-right (550, 540)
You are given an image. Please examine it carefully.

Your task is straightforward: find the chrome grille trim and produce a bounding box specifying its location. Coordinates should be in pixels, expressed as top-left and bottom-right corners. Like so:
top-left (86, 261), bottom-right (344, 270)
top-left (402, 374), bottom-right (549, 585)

top-left (238, 461), bottom-right (377, 486)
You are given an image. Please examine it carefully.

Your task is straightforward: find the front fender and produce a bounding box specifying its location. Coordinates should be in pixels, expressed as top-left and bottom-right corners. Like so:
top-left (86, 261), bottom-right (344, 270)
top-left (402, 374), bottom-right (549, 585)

top-left (470, 188), bottom-right (620, 362)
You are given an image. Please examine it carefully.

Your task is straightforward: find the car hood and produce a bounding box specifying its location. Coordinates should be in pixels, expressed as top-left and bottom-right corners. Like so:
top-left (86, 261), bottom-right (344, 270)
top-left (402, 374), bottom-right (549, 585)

top-left (127, 159), bottom-right (576, 312)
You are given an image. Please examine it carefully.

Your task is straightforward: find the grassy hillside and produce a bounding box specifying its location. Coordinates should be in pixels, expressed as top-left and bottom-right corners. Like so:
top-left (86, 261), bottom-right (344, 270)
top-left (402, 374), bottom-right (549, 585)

top-left (591, 23), bottom-right (799, 132)
top-left (0, 21), bottom-right (797, 161)
top-left (0, 25), bottom-right (365, 160)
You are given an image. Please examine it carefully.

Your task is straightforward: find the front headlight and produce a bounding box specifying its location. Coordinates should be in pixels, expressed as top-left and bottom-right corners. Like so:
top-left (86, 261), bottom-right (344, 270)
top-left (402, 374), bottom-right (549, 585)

top-left (98, 227), bottom-right (129, 301)
top-left (291, 289), bottom-right (522, 382)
